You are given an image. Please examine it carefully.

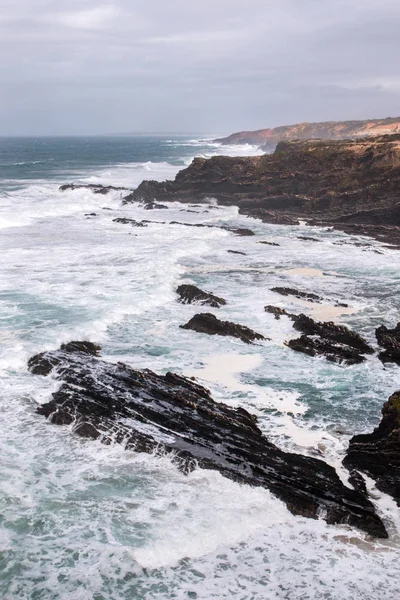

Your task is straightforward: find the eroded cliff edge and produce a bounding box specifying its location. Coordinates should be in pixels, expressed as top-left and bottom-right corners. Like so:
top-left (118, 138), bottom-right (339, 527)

top-left (125, 134), bottom-right (400, 245)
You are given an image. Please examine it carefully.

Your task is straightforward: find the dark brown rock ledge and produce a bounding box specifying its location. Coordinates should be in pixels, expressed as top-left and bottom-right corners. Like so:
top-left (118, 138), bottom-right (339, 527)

top-left (29, 343), bottom-right (387, 538)
top-left (125, 135), bottom-right (400, 245)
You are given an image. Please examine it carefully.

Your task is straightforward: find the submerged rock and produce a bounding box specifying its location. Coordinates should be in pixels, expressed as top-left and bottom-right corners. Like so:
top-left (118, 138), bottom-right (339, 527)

top-left (176, 285), bottom-right (226, 308)
top-left (143, 201), bottom-right (169, 210)
top-left (180, 313), bottom-right (265, 344)
top-left (271, 287), bottom-right (323, 303)
top-left (60, 183), bottom-right (126, 194)
top-left (264, 306), bottom-right (292, 320)
top-left (29, 343), bottom-right (388, 538)
top-left (227, 250), bottom-right (247, 255)
top-left (259, 240), bottom-right (280, 246)
top-left (113, 218), bottom-right (148, 227)
top-left (344, 391), bottom-right (400, 505)
top-left (375, 322), bottom-right (400, 365)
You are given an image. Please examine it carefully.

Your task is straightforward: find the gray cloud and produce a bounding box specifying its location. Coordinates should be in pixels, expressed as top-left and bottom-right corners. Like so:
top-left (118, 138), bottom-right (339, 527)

top-left (0, 0), bottom-right (399, 134)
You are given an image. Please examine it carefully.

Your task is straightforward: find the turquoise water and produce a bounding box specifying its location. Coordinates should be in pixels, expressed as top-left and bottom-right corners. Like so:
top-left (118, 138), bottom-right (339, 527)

top-left (0, 136), bottom-right (400, 599)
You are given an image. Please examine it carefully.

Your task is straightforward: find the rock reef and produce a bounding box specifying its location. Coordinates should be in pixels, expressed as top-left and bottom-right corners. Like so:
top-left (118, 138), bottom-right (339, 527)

top-left (176, 285), bottom-right (227, 308)
top-left (180, 313), bottom-right (265, 344)
top-left (29, 343), bottom-right (388, 538)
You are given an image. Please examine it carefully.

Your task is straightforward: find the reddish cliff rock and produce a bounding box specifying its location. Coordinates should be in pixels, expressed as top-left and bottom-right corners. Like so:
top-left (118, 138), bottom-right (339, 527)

top-left (215, 117), bottom-right (400, 151)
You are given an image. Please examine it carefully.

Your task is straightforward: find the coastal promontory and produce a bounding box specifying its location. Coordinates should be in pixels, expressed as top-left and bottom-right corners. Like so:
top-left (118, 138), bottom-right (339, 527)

top-left (126, 134), bottom-right (400, 244)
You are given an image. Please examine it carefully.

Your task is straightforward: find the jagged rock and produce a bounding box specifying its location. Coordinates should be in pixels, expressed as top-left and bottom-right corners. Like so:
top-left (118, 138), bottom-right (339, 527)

top-left (176, 285), bottom-right (226, 308)
top-left (259, 241), bottom-right (280, 246)
top-left (265, 306), bottom-right (293, 320)
top-left (28, 343), bottom-right (388, 538)
top-left (292, 314), bottom-right (374, 354)
top-left (223, 227), bottom-right (254, 236)
top-left (125, 135), bottom-right (400, 245)
top-left (344, 391), bottom-right (400, 505)
top-left (113, 218), bottom-right (148, 227)
top-left (375, 323), bottom-right (400, 365)
top-left (143, 201), bottom-right (168, 210)
top-left (180, 313), bottom-right (266, 344)
top-left (287, 336), bottom-right (367, 365)
top-left (271, 287), bottom-right (323, 303)
top-left (28, 340), bottom-right (101, 375)
top-left (60, 183), bottom-right (126, 194)
top-left (227, 250), bottom-right (246, 255)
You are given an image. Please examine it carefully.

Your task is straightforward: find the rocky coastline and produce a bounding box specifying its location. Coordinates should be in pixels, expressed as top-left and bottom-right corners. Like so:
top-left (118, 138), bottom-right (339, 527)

top-left (124, 134), bottom-right (400, 246)
top-left (29, 342), bottom-right (389, 539)
top-left (214, 117), bottom-right (400, 151)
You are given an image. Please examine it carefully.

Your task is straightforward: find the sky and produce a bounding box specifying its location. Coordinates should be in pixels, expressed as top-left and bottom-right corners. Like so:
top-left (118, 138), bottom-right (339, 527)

top-left (0, 0), bottom-right (400, 135)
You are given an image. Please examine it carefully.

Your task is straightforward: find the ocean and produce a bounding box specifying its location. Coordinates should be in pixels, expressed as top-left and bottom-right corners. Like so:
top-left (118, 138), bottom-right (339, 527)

top-left (0, 135), bottom-right (399, 600)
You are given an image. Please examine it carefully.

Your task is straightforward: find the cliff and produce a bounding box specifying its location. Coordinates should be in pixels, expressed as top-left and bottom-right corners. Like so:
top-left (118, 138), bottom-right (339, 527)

top-left (126, 134), bottom-right (400, 244)
top-left (215, 118), bottom-right (400, 151)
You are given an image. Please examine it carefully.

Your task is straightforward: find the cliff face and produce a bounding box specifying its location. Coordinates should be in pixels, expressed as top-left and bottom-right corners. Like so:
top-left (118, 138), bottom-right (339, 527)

top-left (126, 134), bottom-right (400, 244)
top-left (215, 118), bottom-right (400, 150)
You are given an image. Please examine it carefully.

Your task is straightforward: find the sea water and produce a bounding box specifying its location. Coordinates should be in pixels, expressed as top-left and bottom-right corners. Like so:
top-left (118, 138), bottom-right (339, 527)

top-left (0, 135), bottom-right (399, 599)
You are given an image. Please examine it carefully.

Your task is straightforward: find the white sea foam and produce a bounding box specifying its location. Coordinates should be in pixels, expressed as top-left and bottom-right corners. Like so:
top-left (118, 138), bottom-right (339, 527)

top-left (1, 139), bottom-right (400, 599)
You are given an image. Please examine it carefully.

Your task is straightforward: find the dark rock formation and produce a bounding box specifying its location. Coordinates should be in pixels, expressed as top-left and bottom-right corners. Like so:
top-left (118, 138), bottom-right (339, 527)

top-left (297, 236), bottom-right (322, 242)
top-left (29, 343), bottom-right (387, 538)
top-left (60, 183), bottom-right (127, 194)
top-left (375, 323), bottom-right (400, 365)
top-left (214, 117), bottom-right (400, 151)
top-left (287, 336), bottom-right (367, 366)
top-left (180, 313), bottom-right (266, 344)
top-left (143, 201), bottom-right (168, 210)
top-left (125, 135), bottom-right (400, 244)
top-left (292, 314), bottom-right (374, 354)
top-left (227, 250), bottom-right (246, 255)
top-left (176, 285), bottom-right (226, 308)
top-left (259, 241), bottom-right (280, 246)
top-left (271, 287), bottom-right (323, 303)
top-left (344, 391), bottom-right (400, 505)
top-left (113, 218), bottom-right (148, 227)
top-left (271, 288), bottom-right (348, 308)
top-left (285, 314), bottom-right (373, 365)
top-left (265, 306), bottom-right (292, 320)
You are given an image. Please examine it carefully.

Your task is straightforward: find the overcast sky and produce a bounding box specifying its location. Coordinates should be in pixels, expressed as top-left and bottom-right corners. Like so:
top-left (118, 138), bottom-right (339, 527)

top-left (0, 0), bottom-right (399, 135)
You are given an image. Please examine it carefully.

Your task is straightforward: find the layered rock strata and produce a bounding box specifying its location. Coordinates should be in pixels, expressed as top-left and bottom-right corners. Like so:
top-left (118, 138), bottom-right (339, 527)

top-left (29, 343), bottom-right (388, 538)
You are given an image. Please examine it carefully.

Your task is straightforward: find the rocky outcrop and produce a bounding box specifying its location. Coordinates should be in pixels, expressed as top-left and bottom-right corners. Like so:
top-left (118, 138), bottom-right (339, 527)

top-left (60, 183), bottom-right (127, 194)
top-left (285, 314), bottom-right (374, 365)
top-left (180, 313), bottom-right (265, 344)
top-left (375, 323), bottom-right (400, 365)
top-left (287, 336), bottom-right (367, 365)
top-left (113, 218), bottom-right (148, 227)
top-left (29, 343), bottom-right (388, 538)
top-left (177, 285), bottom-right (227, 308)
top-left (271, 287), bottom-right (323, 303)
top-left (126, 135), bottom-right (400, 245)
top-left (215, 117), bottom-right (400, 151)
top-left (344, 391), bottom-right (400, 505)
top-left (265, 306), bottom-right (291, 320)
top-left (292, 314), bottom-right (374, 354)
